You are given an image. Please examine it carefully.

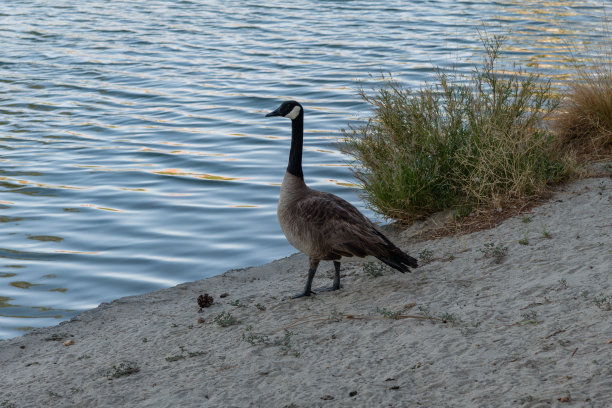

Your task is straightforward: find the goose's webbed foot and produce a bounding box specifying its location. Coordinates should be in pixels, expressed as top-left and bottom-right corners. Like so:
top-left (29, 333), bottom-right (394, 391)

top-left (287, 260), bottom-right (319, 300)
top-left (313, 283), bottom-right (343, 293)
top-left (290, 289), bottom-right (315, 299)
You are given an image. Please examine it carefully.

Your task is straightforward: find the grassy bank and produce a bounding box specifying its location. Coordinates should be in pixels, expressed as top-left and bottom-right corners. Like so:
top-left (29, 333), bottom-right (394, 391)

top-left (341, 33), bottom-right (572, 222)
top-left (553, 20), bottom-right (612, 159)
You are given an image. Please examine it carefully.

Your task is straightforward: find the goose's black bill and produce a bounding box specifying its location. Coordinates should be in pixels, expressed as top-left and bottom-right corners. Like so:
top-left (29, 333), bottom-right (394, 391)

top-left (265, 106), bottom-right (282, 117)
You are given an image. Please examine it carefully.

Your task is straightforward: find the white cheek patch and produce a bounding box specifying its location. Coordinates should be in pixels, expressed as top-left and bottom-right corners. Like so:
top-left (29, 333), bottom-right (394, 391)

top-left (284, 105), bottom-right (301, 119)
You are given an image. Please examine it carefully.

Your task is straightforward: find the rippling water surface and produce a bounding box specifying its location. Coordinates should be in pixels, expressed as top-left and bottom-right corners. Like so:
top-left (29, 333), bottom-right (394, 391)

top-left (0, 0), bottom-right (607, 339)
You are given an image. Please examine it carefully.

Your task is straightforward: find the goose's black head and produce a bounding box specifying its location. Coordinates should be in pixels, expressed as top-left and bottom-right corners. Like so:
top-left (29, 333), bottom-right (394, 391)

top-left (265, 100), bottom-right (303, 120)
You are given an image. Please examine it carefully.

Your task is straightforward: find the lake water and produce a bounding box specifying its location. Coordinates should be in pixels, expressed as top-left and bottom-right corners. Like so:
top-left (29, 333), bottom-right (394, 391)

top-left (0, 0), bottom-right (607, 339)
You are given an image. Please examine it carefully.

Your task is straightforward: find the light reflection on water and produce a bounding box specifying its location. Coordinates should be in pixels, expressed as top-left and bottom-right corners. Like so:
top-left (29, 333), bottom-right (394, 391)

top-left (0, 0), bottom-right (607, 339)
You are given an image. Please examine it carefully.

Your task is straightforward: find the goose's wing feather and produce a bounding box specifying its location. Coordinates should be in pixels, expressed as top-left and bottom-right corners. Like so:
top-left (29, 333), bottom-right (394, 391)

top-left (294, 190), bottom-right (391, 259)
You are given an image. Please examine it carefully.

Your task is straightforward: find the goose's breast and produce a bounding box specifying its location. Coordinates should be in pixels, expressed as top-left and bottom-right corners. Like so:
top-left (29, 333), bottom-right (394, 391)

top-left (277, 199), bottom-right (312, 254)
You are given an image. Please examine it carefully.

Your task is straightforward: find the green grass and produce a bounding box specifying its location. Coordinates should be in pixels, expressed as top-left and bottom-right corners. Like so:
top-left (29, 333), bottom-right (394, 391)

top-left (214, 311), bottom-right (240, 327)
top-left (107, 361), bottom-right (140, 379)
top-left (418, 248), bottom-right (434, 264)
top-left (341, 32), bottom-right (570, 222)
top-left (479, 242), bottom-right (508, 264)
top-left (541, 224), bottom-right (552, 239)
top-left (363, 262), bottom-right (387, 278)
top-left (593, 294), bottom-right (611, 310)
top-left (518, 311), bottom-right (540, 325)
top-left (165, 346), bottom-right (205, 362)
top-left (376, 307), bottom-right (403, 319)
top-left (242, 326), bottom-right (299, 357)
top-left (229, 299), bottom-right (247, 308)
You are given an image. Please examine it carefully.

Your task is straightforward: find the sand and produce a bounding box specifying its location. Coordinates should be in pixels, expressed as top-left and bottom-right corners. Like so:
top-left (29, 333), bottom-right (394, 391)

top-left (0, 174), bottom-right (611, 408)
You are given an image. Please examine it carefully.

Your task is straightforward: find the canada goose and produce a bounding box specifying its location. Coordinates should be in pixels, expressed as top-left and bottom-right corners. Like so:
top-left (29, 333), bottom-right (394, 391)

top-left (266, 100), bottom-right (418, 298)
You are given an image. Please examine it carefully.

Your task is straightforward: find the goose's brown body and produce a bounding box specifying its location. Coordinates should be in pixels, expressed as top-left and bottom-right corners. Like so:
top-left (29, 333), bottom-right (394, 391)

top-left (267, 100), bottom-right (417, 297)
top-left (278, 172), bottom-right (413, 265)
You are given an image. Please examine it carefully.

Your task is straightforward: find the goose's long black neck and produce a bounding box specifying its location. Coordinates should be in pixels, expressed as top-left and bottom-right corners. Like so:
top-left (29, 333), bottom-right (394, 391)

top-left (287, 113), bottom-right (304, 179)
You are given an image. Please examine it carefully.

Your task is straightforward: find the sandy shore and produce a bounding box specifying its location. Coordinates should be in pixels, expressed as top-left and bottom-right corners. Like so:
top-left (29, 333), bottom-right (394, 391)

top-left (1, 174), bottom-right (611, 408)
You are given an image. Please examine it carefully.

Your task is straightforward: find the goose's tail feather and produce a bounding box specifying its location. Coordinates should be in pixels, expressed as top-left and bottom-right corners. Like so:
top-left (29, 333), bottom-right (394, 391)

top-left (376, 248), bottom-right (418, 273)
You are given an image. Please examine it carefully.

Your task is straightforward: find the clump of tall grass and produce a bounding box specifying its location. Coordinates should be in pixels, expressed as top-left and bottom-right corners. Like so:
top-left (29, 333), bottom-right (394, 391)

top-left (341, 33), bottom-right (570, 222)
top-left (554, 18), bottom-right (612, 158)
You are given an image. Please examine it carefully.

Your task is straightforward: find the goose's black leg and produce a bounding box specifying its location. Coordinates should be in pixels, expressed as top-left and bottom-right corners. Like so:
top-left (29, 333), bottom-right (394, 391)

top-left (315, 260), bottom-right (343, 293)
top-left (292, 258), bottom-right (319, 299)
top-left (332, 260), bottom-right (341, 290)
